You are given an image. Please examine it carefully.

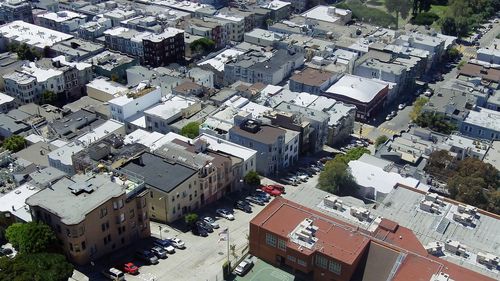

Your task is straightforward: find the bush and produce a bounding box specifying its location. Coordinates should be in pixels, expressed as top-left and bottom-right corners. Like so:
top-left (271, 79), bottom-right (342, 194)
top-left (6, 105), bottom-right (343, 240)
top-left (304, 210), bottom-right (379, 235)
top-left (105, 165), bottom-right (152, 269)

top-left (2, 135), bottom-right (26, 152)
top-left (181, 122), bottom-right (200, 139)
top-left (5, 222), bottom-right (56, 254)
top-left (415, 112), bottom-right (456, 134)
top-left (243, 171), bottom-right (261, 186)
top-left (375, 135), bottom-right (389, 147)
top-left (412, 12), bottom-right (439, 25)
top-left (184, 213), bottom-right (199, 227)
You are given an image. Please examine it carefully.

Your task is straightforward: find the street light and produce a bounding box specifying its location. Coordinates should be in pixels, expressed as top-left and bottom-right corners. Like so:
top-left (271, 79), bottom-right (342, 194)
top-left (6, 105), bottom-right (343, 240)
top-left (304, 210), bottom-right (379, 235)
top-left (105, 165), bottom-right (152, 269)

top-left (158, 225), bottom-right (163, 240)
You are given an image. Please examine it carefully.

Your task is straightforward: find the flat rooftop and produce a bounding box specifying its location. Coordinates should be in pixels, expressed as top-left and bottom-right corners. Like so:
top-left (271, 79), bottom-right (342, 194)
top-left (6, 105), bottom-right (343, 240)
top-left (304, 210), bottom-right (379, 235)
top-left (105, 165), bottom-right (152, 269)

top-left (326, 74), bottom-right (388, 103)
top-left (290, 68), bottom-right (335, 87)
top-left (463, 107), bottom-right (500, 132)
top-left (301, 5), bottom-right (350, 23)
top-left (0, 20), bottom-right (73, 48)
top-left (194, 133), bottom-right (256, 162)
top-left (37, 10), bottom-right (86, 22)
top-left (0, 183), bottom-right (39, 222)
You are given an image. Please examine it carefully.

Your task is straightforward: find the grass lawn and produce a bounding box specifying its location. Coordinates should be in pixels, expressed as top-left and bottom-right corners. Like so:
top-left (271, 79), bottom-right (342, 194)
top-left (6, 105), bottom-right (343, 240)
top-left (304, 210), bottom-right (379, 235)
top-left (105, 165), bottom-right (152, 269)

top-left (429, 5), bottom-right (449, 30)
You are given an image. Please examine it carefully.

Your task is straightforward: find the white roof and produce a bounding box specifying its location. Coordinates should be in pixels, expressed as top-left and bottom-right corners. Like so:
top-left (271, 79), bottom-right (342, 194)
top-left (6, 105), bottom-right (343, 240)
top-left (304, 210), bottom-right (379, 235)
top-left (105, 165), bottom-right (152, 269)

top-left (301, 5), bottom-right (350, 23)
top-left (349, 154), bottom-right (420, 195)
top-left (464, 107), bottom-right (500, 132)
top-left (124, 129), bottom-right (191, 151)
top-left (195, 133), bottom-right (257, 161)
top-left (77, 119), bottom-right (123, 146)
top-left (25, 134), bottom-right (45, 144)
top-left (103, 26), bottom-right (128, 36)
top-left (146, 28), bottom-right (184, 42)
top-left (52, 55), bottom-right (91, 71)
top-left (155, 0), bottom-right (209, 12)
top-left (261, 0), bottom-right (290, 10)
top-left (0, 20), bottom-right (73, 48)
top-left (48, 142), bottom-right (84, 166)
top-left (199, 49), bottom-right (244, 72)
top-left (261, 85), bottom-right (282, 96)
top-left (0, 183), bottom-right (40, 222)
top-left (87, 77), bottom-right (128, 97)
top-left (144, 96), bottom-right (196, 119)
top-left (215, 13), bottom-right (244, 22)
top-left (326, 74), bottom-right (388, 103)
top-left (295, 92), bottom-right (319, 107)
top-left (127, 113), bottom-right (146, 128)
top-left (21, 62), bottom-right (62, 82)
top-left (37, 10), bottom-right (85, 22)
top-left (0, 92), bottom-right (14, 105)
top-left (50, 139), bottom-right (68, 148)
top-left (241, 102), bottom-right (272, 118)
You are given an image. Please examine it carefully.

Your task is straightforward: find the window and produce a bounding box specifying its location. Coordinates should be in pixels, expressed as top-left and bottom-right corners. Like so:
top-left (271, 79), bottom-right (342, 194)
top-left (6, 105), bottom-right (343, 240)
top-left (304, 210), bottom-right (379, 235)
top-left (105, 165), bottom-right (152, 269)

top-left (278, 239), bottom-right (286, 251)
top-left (297, 259), bottom-right (307, 267)
top-left (316, 254), bottom-right (328, 269)
top-left (287, 255), bottom-right (296, 262)
top-left (265, 233), bottom-right (277, 247)
top-left (129, 209), bottom-right (135, 219)
top-left (329, 261), bottom-right (342, 275)
top-left (100, 207), bottom-right (107, 218)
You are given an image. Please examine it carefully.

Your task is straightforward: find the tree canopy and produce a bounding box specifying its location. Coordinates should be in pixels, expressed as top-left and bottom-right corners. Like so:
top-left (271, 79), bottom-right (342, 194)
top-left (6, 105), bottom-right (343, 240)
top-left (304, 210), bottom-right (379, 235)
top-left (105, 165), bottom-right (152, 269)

top-left (9, 43), bottom-right (42, 62)
top-left (181, 122), bottom-right (200, 138)
top-left (375, 135), bottom-right (389, 147)
top-left (0, 253), bottom-right (73, 281)
top-left (244, 171), bottom-right (261, 186)
top-left (410, 97), bottom-right (428, 121)
top-left (440, 0), bottom-right (500, 37)
top-left (190, 38), bottom-right (216, 55)
top-left (5, 222), bottom-right (56, 254)
top-left (415, 112), bottom-right (456, 134)
top-left (385, 0), bottom-right (411, 28)
top-left (184, 213), bottom-right (199, 227)
top-left (2, 135), bottom-right (26, 152)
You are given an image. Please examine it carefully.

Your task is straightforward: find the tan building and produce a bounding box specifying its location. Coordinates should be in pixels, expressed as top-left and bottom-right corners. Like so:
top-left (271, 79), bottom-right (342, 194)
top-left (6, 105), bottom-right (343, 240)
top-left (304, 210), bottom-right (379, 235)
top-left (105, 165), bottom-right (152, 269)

top-left (26, 172), bottom-right (150, 265)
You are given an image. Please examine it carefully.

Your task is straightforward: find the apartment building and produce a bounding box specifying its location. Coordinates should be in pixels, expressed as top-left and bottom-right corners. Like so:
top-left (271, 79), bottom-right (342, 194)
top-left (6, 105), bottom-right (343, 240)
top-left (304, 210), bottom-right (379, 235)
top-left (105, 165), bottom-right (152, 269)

top-left (26, 173), bottom-right (151, 265)
top-left (184, 17), bottom-right (228, 49)
top-left (36, 10), bottom-right (87, 33)
top-left (78, 16), bottom-right (113, 41)
top-left (144, 95), bottom-right (201, 134)
top-left (142, 28), bottom-right (185, 67)
top-left (0, 0), bottom-right (33, 24)
top-left (109, 85), bottom-right (162, 123)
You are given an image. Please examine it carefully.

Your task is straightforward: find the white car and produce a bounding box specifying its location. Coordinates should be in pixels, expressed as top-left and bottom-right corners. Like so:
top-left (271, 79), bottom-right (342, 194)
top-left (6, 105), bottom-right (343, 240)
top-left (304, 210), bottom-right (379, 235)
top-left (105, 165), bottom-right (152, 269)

top-left (234, 259), bottom-right (254, 276)
top-left (203, 216), bottom-right (220, 229)
top-left (168, 237), bottom-right (186, 249)
top-left (424, 89), bottom-right (433, 97)
top-left (398, 103), bottom-right (406, 110)
top-left (216, 208), bottom-right (235, 220)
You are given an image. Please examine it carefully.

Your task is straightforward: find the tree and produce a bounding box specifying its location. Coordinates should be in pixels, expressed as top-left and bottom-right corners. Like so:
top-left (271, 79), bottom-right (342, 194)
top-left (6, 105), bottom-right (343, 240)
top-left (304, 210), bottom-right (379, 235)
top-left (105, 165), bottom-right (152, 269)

top-left (446, 47), bottom-right (461, 61)
top-left (318, 159), bottom-right (355, 195)
top-left (184, 213), bottom-right (199, 228)
top-left (410, 97), bottom-right (429, 121)
top-left (2, 135), bottom-right (26, 152)
top-left (0, 253), bottom-right (73, 281)
top-left (181, 122), bottom-right (200, 138)
top-left (336, 147), bottom-right (370, 164)
top-left (190, 38), bottom-right (216, 56)
top-left (244, 171), bottom-right (261, 186)
top-left (15, 43), bottom-right (42, 62)
top-left (42, 90), bottom-right (57, 105)
top-left (415, 112), bottom-right (456, 134)
top-left (412, 12), bottom-right (439, 26)
top-left (5, 222), bottom-right (56, 254)
top-left (375, 135), bottom-right (389, 147)
top-left (424, 150), bottom-right (455, 180)
top-left (412, 0), bottom-right (432, 16)
top-left (385, 0), bottom-right (411, 29)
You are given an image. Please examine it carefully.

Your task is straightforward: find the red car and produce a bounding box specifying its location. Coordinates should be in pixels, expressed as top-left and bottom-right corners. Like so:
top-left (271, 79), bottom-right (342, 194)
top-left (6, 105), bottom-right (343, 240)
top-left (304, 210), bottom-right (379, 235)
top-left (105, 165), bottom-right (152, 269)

top-left (119, 262), bottom-right (139, 275)
top-left (261, 185), bottom-right (282, 196)
top-left (268, 184), bottom-right (285, 194)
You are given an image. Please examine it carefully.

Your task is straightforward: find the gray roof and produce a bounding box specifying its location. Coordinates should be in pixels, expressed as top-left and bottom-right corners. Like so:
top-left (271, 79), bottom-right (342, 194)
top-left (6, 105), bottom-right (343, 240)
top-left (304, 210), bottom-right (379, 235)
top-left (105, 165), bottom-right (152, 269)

top-left (121, 152), bottom-right (197, 194)
top-left (275, 102), bottom-right (329, 123)
top-left (0, 114), bottom-right (30, 135)
top-left (26, 174), bottom-right (126, 225)
top-left (14, 141), bottom-right (57, 167)
top-left (250, 49), bottom-right (302, 74)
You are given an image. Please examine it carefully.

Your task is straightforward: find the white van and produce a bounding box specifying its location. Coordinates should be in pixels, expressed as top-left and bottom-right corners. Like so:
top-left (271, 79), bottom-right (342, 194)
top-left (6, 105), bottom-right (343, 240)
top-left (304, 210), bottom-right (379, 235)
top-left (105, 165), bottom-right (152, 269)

top-left (102, 267), bottom-right (125, 281)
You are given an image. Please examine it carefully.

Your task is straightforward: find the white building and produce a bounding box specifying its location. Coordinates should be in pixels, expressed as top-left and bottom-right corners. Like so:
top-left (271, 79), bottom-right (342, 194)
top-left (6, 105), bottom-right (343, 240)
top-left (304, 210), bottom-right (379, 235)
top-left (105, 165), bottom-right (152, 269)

top-left (214, 12), bottom-right (245, 42)
top-left (301, 5), bottom-right (352, 25)
top-left (36, 10), bottom-right (87, 33)
top-left (86, 77), bottom-right (129, 102)
top-left (144, 95), bottom-right (201, 134)
top-left (0, 91), bottom-right (14, 113)
top-left (476, 39), bottom-right (500, 65)
top-left (108, 85), bottom-right (162, 123)
top-left (0, 20), bottom-right (73, 51)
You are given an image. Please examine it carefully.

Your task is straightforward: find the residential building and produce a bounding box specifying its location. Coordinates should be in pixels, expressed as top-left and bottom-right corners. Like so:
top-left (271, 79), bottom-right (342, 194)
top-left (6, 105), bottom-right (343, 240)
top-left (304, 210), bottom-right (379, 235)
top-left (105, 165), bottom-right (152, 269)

top-left (0, 91), bottom-right (14, 113)
top-left (0, 20), bottom-right (73, 52)
top-left (78, 16), bottom-right (112, 41)
top-left (393, 33), bottom-right (445, 67)
top-left (43, 56), bottom-right (93, 99)
top-left (184, 17), bottom-right (228, 49)
top-left (260, 0), bottom-right (291, 22)
top-left (109, 85), bottom-right (161, 123)
top-left (460, 107), bottom-right (500, 140)
top-left (275, 34), bottom-right (336, 58)
top-left (50, 38), bottom-right (105, 62)
top-left (198, 48), bottom-right (245, 87)
top-left (26, 172), bottom-right (150, 265)
top-left (476, 39), bottom-right (500, 65)
top-left (0, 51), bottom-right (26, 91)
top-left (325, 102), bottom-right (356, 146)
top-left (144, 95), bottom-right (201, 134)
top-left (325, 74), bottom-right (388, 121)
top-left (300, 5), bottom-right (352, 25)
top-left (0, 0), bottom-right (33, 24)
top-left (282, 0), bottom-right (308, 12)
top-left (458, 62), bottom-right (500, 85)
top-left (0, 183), bottom-right (40, 239)
top-left (250, 197), bottom-right (494, 281)
top-left (36, 10), bottom-right (87, 33)
top-left (289, 68), bottom-right (339, 95)
top-left (229, 119), bottom-right (286, 176)
top-left (142, 28), bottom-right (185, 67)
top-left (85, 50), bottom-right (137, 82)
top-left (86, 77), bottom-right (129, 102)
top-left (441, 133), bottom-right (491, 160)
top-left (120, 152), bottom-right (198, 223)
top-left (244, 28), bottom-right (282, 47)
top-left (213, 10), bottom-right (246, 42)
top-left (103, 27), bottom-right (151, 59)
top-left (0, 112), bottom-right (30, 137)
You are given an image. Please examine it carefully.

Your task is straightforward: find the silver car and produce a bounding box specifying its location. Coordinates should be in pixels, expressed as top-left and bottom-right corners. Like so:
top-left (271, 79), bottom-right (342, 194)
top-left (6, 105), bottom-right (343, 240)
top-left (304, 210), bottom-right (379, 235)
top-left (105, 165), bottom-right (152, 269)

top-left (203, 216), bottom-right (220, 229)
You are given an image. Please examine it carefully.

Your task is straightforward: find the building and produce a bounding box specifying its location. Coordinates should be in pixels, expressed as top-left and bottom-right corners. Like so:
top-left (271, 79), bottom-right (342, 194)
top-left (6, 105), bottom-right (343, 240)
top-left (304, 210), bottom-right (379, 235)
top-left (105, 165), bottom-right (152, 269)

top-left (142, 28), bottom-right (185, 67)
top-left (260, 0), bottom-right (291, 22)
top-left (476, 39), bottom-right (500, 65)
top-left (229, 119), bottom-right (286, 176)
top-left (0, 0), bottom-right (33, 24)
top-left (289, 68), bottom-right (339, 95)
top-left (26, 172), bottom-right (150, 265)
top-left (85, 50), bottom-right (137, 82)
top-left (184, 17), bottom-right (228, 49)
top-left (0, 20), bottom-right (73, 51)
top-left (86, 77), bottom-right (129, 102)
top-left (78, 16), bottom-right (113, 41)
top-left (50, 38), bottom-right (105, 62)
top-left (108, 85), bottom-right (161, 123)
top-left (0, 51), bottom-right (26, 91)
top-left (0, 183), bottom-right (40, 239)
top-left (36, 10), bottom-right (87, 33)
top-left (103, 27), bottom-right (151, 59)
top-left (300, 5), bottom-right (352, 25)
top-left (0, 91), bottom-right (14, 113)
top-left (393, 33), bottom-right (445, 67)
top-left (325, 74), bottom-right (389, 121)
top-left (250, 197), bottom-right (495, 281)
top-left (144, 95), bottom-right (201, 134)
top-left (244, 28), bottom-right (282, 47)
top-left (325, 102), bottom-right (356, 146)
top-left (213, 11), bottom-right (246, 42)
top-left (460, 107), bottom-right (500, 140)
top-left (458, 62), bottom-right (500, 84)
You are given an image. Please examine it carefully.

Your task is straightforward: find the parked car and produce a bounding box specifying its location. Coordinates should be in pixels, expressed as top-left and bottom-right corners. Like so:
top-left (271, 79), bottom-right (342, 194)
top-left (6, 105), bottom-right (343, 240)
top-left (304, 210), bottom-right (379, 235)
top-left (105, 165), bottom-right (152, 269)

top-left (193, 222), bottom-right (209, 237)
top-left (234, 258), bottom-right (254, 276)
top-left (203, 216), bottom-right (220, 229)
top-left (154, 239), bottom-right (176, 254)
top-left (216, 208), bottom-right (235, 220)
top-left (424, 89), bottom-right (433, 97)
top-left (168, 237), bottom-right (186, 249)
top-left (102, 267), bottom-right (126, 280)
top-left (245, 196), bottom-right (265, 206)
top-left (135, 250), bottom-right (159, 265)
top-left (197, 220), bottom-right (214, 233)
top-left (261, 185), bottom-right (282, 196)
top-left (296, 172), bottom-right (308, 182)
top-left (398, 103), bottom-right (406, 110)
top-left (253, 190), bottom-right (271, 202)
top-left (116, 262), bottom-right (139, 275)
top-left (234, 200), bottom-right (252, 213)
top-left (151, 246), bottom-right (167, 259)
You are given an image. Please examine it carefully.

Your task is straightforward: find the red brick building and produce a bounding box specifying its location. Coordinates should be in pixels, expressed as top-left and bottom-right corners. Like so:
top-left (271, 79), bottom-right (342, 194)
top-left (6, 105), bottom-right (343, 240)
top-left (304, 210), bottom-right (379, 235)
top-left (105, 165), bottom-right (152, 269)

top-left (249, 197), bottom-right (495, 281)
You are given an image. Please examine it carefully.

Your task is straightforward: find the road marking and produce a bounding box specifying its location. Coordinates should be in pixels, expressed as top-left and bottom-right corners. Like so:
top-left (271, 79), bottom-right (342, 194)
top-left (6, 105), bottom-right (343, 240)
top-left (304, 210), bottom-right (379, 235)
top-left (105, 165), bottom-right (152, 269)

top-left (378, 127), bottom-right (398, 136)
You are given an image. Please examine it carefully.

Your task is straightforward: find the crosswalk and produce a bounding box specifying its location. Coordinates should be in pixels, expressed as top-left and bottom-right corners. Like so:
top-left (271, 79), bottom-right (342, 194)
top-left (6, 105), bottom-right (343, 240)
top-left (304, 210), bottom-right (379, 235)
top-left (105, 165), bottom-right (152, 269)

top-left (378, 127), bottom-right (399, 136)
top-left (457, 44), bottom-right (476, 59)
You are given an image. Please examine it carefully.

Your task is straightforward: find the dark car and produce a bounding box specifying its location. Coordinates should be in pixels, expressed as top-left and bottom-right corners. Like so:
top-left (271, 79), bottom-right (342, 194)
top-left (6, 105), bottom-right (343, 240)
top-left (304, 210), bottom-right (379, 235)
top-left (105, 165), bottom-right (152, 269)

top-left (253, 190), bottom-right (270, 202)
top-left (245, 196), bottom-right (265, 206)
top-left (234, 200), bottom-right (252, 213)
top-left (197, 220), bottom-right (213, 233)
top-left (135, 250), bottom-right (159, 265)
top-left (192, 222), bottom-right (209, 237)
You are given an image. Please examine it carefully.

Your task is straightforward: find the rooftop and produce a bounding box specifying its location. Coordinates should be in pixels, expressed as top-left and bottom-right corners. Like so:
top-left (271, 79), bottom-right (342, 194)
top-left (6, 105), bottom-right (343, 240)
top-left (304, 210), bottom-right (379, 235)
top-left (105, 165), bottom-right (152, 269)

top-left (85, 50), bottom-right (135, 71)
top-left (458, 63), bottom-right (500, 82)
top-left (326, 74), bottom-right (388, 103)
top-left (121, 152), bottom-right (197, 193)
top-left (290, 68), bottom-right (336, 87)
top-left (37, 10), bottom-right (86, 22)
top-left (194, 133), bottom-right (256, 162)
top-left (301, 5), bottom-right (351, 24)
top-left (464, 107), bottom-right (500, 132)
top-left (230, 122), bottom-right (285, 145)
top-left (0, 92), bottom-right (14, 105)
top-left (483, 141), bottom-right (500, 171)
top-left (0, 183), bottom-right (39, 222)
top-left (198, 49), bottom-right (245, 72)
top-left (0, 20), bottom-right (73, 48)
top-left (144, 95), bottom-right (197, 120)
top-left (260, 0), bottom-right (290, 10)
top-left (86, 77), bottom-right (129, 97)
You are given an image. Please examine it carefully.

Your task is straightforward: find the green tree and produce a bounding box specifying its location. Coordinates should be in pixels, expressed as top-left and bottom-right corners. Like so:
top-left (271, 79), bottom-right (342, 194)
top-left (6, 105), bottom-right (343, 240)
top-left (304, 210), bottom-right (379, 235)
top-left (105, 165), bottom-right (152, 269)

top-left (184, 213), bottom-right (199, 227)
top-left (243, 171), bottom-right (261, 186)
top-left (424, 150), bottom-right (455, 180)
top-left (375, 135), bottom-right (389, 147)
top-left (190, 38), bottom-right (216, 56)
top-left (5, 222), bottom-right (56, 254)
top-left (410, 97), bottom-right (428, 121)
top-left (15, 43), bottom-right (42, 61)
top-left (412, 12), bottom-right (439, 26)
top-left (41, 90), bottom-right (57, 105)
top-left (181, 122), bottom-right (200, 138)
top-left (0, 252), bottom-right (73, 281)
top-left (446, 47), bottom-right (461, 61)
top-left (318, 159), bottom-right (355, 195)
top-left (2, 135), bottom-right (26, 152)
top-left (336, 147), bottom-right (370, 164)
top-left (415, 112), bottom-right (456, 134)
top-left (385, 0), bottom-right (411, 28)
